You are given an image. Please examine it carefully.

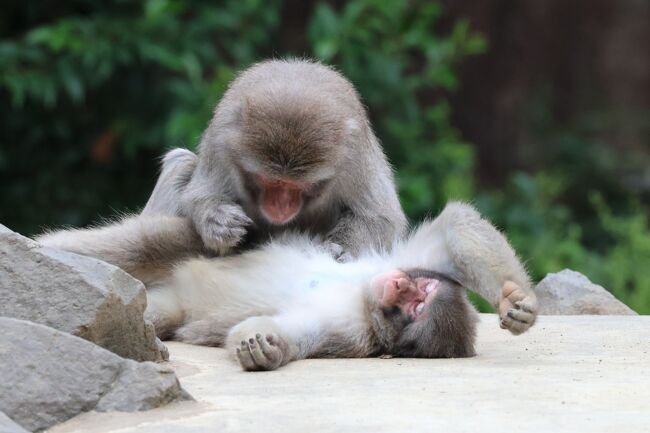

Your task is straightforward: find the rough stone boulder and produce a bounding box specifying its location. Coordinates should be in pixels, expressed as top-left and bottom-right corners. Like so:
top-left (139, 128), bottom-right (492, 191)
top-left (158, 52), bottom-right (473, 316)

top-left (0, 318), bottom-right (191, 432)
top-left (0, 224), bottom-right (167, 362)
top-left (535, 269), bottom-right (637, 315)
top-left (0, 412), bottom-right (29, 433)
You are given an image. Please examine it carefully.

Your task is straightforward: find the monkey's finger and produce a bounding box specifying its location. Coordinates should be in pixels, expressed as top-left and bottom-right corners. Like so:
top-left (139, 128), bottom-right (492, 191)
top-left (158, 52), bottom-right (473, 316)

top-left (515, 299), bottom-right (538, 314)
top-left (201, 227), bottom-right (245, 252)
top-left (222, 216), bottom-right (252, 229)
top-left (336, 252), bottom-right (354, 263)
top-left (210, 221), bottom-right (247, 237)
top-left (500, 315), bottom-right (529, 335)
top-left (220, 226), bottom-right (248, 241)
top-left (506, 308), bottom-right (535, 325)
top-left (237, 341), bottom-right (258, 371)
top-left (323, 241), bottom-right (344, 257)
top-left (217, 204), bottom-right (253, 226)
top-left (256, 333), bottom-right (281, 364)
top-left (230, 212), bottom-right (254, 226)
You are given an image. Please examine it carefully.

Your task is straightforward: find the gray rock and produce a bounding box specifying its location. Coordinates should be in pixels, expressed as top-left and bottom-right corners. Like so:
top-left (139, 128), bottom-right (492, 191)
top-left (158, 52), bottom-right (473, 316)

top-left (0, 412), bottom-right (29, 433)
top-left (0, 225), bottom-right (166, 362)
top-left (536, 269), bottom-right (637, 315)
top-left (0, 318), bottom-right (192, 432)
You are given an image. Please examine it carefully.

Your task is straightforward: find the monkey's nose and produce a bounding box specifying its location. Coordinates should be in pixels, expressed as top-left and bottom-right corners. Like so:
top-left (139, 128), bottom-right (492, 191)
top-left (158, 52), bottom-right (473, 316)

top-left (396, 278), bottom-right (411, 291)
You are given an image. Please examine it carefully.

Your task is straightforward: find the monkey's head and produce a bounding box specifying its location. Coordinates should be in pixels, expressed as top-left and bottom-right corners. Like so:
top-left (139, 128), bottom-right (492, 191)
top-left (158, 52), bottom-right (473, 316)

top-left (366, 269), bottom-right (478, 359)
top-left (232, 92), bottom-right (350, 225)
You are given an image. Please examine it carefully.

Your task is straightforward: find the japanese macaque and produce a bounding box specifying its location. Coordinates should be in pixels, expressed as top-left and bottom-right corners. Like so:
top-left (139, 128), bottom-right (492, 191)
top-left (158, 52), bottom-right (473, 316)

top-left (38, 202), bottom-right (538, 371)
top-left (141, 59), bottom-right (407, 260)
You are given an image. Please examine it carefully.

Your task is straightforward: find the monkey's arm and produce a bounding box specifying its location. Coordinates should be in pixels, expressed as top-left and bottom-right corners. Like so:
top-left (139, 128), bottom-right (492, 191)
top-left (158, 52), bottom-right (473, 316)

top-left (327, 153), bottom-right (408, 259)
top-left (224, 312), bottom-right (367, 371)
top-left (327, 212), bottom-right (405, 260)
top-left (37, 215), bottom-right (205, 286)
top-left (181, 160), bottom-right (252, 255)
top-left (394, 202), bottom-right (538, 335)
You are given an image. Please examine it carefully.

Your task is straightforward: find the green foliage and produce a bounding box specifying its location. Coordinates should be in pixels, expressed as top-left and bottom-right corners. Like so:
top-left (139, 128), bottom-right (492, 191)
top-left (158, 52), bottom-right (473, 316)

top-left (1, 0), bottom-right (281, 232)
top-left (308, 0), bottom-right (485, 218)
top-left (478, 164), bottom-right (650, 314)
top-left (590, 195), bottom-right (650, 313)
top-left (0, 1), bottom-right (647, 313)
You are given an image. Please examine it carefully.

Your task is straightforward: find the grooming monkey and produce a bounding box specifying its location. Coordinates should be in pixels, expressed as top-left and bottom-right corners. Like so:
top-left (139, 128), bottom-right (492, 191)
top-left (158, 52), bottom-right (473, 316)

top-left (39, 202), bottom-right (538, 371)
top-left (142, 59), bottom-right (407, 260)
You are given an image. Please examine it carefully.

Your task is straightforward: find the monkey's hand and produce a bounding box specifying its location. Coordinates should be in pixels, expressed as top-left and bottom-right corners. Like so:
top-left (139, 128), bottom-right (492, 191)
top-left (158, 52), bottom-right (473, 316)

top-left (236, 333), bottom-right (288, 371)
top-left (321, 241), bottom-right (353, 263)
top-left (498, 281), bottom-right (538, 335)
top-left (196, 203), bottom-right (252, 254)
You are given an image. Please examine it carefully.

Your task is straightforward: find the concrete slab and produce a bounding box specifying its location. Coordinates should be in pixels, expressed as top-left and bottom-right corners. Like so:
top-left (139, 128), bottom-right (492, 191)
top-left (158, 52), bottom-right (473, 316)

top-left (48, 314), bottom-right (650, 433)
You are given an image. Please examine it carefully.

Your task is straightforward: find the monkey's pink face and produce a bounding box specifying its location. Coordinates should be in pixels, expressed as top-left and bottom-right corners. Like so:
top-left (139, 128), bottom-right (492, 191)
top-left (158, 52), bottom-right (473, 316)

top-left (257, 175), bottom-right (305, 224)
top-left (371, 270), bottom-right (440, 320)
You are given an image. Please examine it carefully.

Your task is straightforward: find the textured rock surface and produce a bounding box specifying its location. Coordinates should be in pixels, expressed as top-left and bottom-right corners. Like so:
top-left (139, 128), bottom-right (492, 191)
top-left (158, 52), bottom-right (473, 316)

top-left (0, 318), bottom-right (191, 433)
top-left (536, 269), bottom-right (637, 315)
top-left (0, 412), bottom-right (29, 433)
top-left (49, 314), bottom-right (650, 433)
top-left (0, 224), bottom-right (166, 361)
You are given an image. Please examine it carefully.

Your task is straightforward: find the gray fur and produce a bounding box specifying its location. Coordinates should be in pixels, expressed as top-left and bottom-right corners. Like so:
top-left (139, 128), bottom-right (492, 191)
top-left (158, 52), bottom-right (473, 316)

top-left (40, 202), bottom-right (537, 371)
top-left (404, 202), bottom-right (537, 335)
top-left (366, 274), bottom-right (477, 359)
top-left (142, 148), bottom-right (197, 217)
top-left (171, 59), bottom-right (407, 257)
top-left (37, 215), bottom-right (206, 286)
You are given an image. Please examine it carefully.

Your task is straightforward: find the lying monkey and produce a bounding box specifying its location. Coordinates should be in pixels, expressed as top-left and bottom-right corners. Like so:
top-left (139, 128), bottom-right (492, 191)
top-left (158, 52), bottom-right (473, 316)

top-left (38, 202), bottom-right (538, 371)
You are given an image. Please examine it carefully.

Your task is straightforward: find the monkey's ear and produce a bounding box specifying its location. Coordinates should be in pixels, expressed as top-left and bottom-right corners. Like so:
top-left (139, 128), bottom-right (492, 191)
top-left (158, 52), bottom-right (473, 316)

top-left (238, 96), bottom-right (252, 123)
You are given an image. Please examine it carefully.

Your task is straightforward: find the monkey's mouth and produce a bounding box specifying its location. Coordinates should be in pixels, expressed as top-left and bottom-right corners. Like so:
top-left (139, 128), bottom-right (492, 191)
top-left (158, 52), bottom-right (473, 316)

top-left (259, 178), bottom-right (304, 224)
top-left (412, 280), bottom-right (440, 319)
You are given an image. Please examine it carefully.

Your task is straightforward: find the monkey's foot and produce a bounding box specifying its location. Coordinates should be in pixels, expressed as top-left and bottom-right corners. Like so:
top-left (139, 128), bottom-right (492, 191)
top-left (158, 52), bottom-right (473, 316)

top-left (236, 333), bottom-right (285, 371)
top-left (498, 281), bottom-right (538, 335)
top-left (197, 204), bottom-right (252, 254)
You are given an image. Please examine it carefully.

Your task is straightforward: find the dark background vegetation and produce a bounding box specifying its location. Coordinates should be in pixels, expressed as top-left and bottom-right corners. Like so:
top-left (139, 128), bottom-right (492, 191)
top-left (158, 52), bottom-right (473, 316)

top-left (1, 1), bottom-right (649, 312)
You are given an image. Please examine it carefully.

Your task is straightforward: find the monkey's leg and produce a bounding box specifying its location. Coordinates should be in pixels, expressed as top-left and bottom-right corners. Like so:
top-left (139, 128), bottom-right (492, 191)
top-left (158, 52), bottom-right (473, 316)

top-left (397, 202), bottom-right (538, 335)
top-left (37, 215), bottom-right (205, 286)
top-left (145, 286), bottom-right (186, 340)
top-left (173, 315), bottom-right (237, 347)
top-left (142, 148), bottom-right (198, 216)
top-left (440, 203), bottom-right (537, 335)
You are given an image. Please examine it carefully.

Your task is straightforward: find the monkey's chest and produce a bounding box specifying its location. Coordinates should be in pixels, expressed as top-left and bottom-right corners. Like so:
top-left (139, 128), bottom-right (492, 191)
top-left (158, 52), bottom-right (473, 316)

top-left (295, 269), bottom-right (368, 294)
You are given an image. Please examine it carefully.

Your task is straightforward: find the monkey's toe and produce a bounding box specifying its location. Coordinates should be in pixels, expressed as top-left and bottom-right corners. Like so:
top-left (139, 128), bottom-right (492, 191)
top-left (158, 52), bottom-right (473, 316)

top-left (499, 313), bottom-right (531, 335)
top-left (515, 299), bottom-right (538, 314)
top-left (508, 307), bottom-right (536, 325)
top-left (236, 334), bottom-right (283, 371)
top-left (237, 341), bottom-right (259, 371)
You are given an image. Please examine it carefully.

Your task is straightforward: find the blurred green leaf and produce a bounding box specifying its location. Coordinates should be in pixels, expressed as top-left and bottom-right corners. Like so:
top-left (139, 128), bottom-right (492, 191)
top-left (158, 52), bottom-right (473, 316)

top-left (1, 0), bottom-right (647, 315)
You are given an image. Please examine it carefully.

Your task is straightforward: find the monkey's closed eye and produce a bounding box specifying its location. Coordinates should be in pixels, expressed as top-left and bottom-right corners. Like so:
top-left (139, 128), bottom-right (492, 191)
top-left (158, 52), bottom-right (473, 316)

top-left (381, 306), bottom-right (402, 319)
top-left (381, 307), bottom-right (413, 330)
